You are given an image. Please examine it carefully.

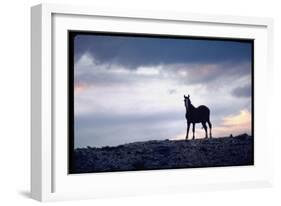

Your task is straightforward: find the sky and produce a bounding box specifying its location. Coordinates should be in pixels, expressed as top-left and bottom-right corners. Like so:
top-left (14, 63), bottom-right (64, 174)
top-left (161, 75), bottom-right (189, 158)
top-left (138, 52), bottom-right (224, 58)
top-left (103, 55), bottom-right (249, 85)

top-left (73, 33), bottom-right (253, 148)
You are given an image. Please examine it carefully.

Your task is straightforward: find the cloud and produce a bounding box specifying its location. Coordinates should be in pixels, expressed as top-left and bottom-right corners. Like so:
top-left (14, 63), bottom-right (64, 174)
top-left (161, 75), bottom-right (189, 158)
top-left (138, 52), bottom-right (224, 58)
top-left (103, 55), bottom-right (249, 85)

top-left (168, 89), bottom-right (177, 95)
top-left (74, 83), bottom-right (90, 94)
top-left (231, 83), bottom-right (252, 98)
top-left (222, 109), bottom-right (251, 127)
top-left (74, 52), bottom-right (251, 90)
top-left (74, 34), bottom-right (253, 69)
top-left (136, 66), bottom-right (160, 75)
top-left (213, 110), bottom-right (252, 137)
top-left (77, 52), bottom-right (96, 66)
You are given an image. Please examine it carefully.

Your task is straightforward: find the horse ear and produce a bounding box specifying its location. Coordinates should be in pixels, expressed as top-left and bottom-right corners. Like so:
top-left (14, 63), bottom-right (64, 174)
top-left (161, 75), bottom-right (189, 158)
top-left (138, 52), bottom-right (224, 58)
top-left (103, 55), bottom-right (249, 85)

top-left (184, 95), bottom-right (186, 98)
top-left (188, 95), bottom-right (190, 98)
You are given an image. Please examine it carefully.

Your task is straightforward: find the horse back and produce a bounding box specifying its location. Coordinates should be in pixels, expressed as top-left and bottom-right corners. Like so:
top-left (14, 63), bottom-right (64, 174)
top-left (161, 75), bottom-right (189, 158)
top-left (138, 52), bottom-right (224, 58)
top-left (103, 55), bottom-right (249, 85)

top-left (197, 105), bottom-right (210, 113)
top-left (193, 105), bottom-right (210, 122)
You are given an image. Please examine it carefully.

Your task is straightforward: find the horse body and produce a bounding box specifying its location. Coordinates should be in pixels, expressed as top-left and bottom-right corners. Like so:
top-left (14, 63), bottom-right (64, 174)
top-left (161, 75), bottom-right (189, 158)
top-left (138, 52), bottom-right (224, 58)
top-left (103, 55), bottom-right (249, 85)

top-left (186, 105), bottom-right (210, 123)
top-left (184, 95), bottom-right (212, 140)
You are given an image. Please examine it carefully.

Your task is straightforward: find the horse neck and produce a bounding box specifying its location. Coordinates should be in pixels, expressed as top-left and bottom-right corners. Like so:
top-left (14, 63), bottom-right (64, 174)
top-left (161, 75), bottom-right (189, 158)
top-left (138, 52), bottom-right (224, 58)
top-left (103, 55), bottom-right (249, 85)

top-left (188, 103), bottom-right (195, 111)
top-left (185, 100), bottom-right (195, 112)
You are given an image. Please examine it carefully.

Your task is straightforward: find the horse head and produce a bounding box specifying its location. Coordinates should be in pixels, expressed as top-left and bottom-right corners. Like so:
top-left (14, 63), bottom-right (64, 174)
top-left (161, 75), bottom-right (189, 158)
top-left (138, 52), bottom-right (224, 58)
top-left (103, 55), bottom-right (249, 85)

top-left (184, 94), bottom-right (191, 107)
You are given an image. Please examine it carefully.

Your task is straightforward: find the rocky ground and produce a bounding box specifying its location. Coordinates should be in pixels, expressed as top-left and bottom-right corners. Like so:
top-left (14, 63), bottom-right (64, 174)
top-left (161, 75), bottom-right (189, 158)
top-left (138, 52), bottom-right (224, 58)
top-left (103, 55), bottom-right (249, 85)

top-left (72, 133), bottom-right (253, 173)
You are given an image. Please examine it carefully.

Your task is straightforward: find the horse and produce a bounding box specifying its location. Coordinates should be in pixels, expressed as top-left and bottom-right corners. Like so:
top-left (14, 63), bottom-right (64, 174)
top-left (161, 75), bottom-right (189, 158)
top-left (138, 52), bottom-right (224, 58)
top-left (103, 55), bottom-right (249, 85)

top-left (184, 94), bottom-right (212, 140)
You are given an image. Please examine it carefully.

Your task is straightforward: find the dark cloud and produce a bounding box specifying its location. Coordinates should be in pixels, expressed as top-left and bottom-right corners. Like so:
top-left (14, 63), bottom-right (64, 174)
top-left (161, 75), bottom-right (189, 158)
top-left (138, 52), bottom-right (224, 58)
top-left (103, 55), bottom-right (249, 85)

top-left (74, 33), bottom-right (253, 69)
top-left (231, 84), bottom-right (252, 98)
top-left (74, 34), bottom-right (252, 89)
top-left (166, 62), bottom-right (251, 86)
top-left (75, 58), bottom-right (251, 89)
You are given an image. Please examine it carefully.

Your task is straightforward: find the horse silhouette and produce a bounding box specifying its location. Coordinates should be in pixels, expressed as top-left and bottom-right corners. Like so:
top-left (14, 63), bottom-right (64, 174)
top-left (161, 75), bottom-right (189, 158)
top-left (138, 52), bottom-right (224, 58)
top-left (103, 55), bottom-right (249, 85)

top-left (184, 94), bottom-right (212, 140)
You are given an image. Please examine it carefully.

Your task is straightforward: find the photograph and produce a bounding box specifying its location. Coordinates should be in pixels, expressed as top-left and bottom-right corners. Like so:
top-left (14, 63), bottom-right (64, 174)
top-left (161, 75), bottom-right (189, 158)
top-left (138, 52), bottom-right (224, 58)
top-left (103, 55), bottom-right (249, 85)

top-left (68, 32), bottom-right (254, 174)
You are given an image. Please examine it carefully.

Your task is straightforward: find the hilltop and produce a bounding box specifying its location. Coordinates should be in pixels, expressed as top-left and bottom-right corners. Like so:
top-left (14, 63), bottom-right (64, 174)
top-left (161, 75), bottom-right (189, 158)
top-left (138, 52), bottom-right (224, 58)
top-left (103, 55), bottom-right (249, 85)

top-left (72, 134), bottom-right (253, 173)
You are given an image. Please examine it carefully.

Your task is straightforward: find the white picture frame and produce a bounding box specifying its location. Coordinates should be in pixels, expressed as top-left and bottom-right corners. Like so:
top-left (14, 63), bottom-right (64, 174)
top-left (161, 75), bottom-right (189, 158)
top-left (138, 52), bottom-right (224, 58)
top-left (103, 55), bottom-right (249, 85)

top-left (31, 3), bottom-right (274, 202)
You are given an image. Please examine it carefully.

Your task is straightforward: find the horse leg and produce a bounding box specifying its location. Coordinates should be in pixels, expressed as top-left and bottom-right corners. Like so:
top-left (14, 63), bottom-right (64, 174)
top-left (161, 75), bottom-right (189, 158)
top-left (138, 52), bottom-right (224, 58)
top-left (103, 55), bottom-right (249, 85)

top-left (207, 120), bottom-right (212, 138)
top-left (202, 122), bottom-right (208, 138)
top-left (192, 123), bottom-right (195, 140)
top-left (186, 122), bottom-right (190, 140)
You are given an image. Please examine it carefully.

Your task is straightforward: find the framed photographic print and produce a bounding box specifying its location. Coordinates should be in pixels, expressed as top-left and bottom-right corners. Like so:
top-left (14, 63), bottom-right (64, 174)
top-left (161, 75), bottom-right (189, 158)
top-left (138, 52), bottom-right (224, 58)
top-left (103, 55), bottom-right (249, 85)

top-left (31, 3), bottom-right (274, 201)
top-left (69, 32), bottom-right (255, 174)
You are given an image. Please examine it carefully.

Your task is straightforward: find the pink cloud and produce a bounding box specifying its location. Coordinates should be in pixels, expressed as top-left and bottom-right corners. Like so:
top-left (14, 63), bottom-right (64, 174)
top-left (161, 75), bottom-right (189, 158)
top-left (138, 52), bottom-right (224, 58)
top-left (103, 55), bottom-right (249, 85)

top-left (74, 83), bottom-right (89, 94)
